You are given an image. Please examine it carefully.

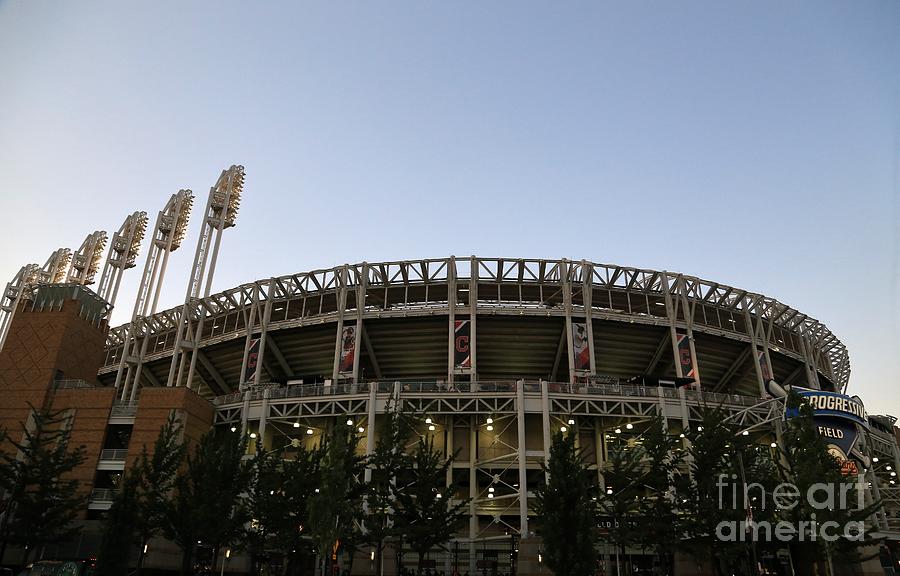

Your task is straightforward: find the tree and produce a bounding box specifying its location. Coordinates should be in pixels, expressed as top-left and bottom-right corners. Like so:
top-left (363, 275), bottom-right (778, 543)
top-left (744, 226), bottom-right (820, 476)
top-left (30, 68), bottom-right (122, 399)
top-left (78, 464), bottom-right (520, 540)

top-left (97, 412), bottom-right (184, 576)
top-left (276, 441), bottom-right (325, 576)
top-left (363, 404), bottom-right (412, 576)
top-left (0, 405), bottom-right (86, 565)
top-left (95, 468), bottom-right (141, 576)
top-left (635, 415), bottom-right (689, 575)
top-left (393, 434), bottom-right (469, 573)
top-left (599, 428), bottom-right (644, 573)
top-left (162, 428), bottom-right (249, 576)
top-left (683, 406), bottom-right (748, 575)
top-left (246, 445), bottom-right (285, 575)
top-left (779, 391), bottom-right (881, 576)
top-left (533, 430), bottom-right (599, 576)
top-left (308, 423), bottom-right (366, 576)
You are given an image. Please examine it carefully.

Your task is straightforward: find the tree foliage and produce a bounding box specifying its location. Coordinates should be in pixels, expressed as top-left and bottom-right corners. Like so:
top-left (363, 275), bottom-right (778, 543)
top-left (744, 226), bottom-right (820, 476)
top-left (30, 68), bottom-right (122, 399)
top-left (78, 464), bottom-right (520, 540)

top-left (308, 424), bottom-right (366, 576)
top-left (393, 434), bottom-right (469, 573)
top-left (363, 404), bottom-right (412, 576)
top-left (162, 428), bottom-right (249, 576)
top-left (533, 430), bottom-right (598, 576)
top-left (0, 405), bottom-right (86, 565)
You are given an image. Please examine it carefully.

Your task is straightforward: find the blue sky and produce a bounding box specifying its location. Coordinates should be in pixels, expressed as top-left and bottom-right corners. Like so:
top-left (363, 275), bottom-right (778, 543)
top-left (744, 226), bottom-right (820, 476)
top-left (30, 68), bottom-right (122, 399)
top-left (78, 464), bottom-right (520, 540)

top-left (1, 2), bottom-right (898, 413)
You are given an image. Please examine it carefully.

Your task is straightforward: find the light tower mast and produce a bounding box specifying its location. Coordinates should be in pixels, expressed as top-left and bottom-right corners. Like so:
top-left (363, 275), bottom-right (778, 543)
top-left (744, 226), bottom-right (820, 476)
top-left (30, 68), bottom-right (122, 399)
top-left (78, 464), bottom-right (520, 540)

top-left (166, 165), bottom-right (244, 391)
top-left (115, 190), bottom-right (193, 402)
top-left (66, 231), bottom-right (108, 285)
top-left (0, 248), bottom-right (73, 352)
top-left (97, 211), bottom-right (149, 309)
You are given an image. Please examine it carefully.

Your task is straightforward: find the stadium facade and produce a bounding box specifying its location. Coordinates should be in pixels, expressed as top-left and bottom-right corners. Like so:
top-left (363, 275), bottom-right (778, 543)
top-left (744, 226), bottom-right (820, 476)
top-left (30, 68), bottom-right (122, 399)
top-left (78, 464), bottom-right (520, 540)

top-left (1, 167), bottom-right (899, 575)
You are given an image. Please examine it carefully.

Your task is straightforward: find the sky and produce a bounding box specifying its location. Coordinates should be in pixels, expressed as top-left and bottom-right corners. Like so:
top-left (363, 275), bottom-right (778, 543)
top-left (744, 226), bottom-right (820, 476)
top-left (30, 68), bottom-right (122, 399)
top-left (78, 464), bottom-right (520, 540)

top-left (0, 2), bottom-right (898, 413)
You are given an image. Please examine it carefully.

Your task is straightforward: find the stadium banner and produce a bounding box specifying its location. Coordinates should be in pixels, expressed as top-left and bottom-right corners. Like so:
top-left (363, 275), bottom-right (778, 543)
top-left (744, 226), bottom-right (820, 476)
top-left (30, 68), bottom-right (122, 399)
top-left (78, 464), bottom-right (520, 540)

top-left (676, 333), bottom-right (695, 380)
top-left (758, 350), bottom-right (773, 381)
top-left (339, 325), bottom-right (356, 374)
top-left (454, 320), bottom-right (471, 369)
top-left (572, 322), bottom-right (591, 372)
top-left (786, 387), bottom-right (868, 475)
top-left (245, 337), bottom-right (260, 383)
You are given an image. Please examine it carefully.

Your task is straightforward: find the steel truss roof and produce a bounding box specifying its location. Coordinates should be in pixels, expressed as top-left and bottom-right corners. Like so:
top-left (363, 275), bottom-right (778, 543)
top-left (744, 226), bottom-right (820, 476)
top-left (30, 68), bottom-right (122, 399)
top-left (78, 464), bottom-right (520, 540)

top-left (102, 257), bottom-right (849, 390)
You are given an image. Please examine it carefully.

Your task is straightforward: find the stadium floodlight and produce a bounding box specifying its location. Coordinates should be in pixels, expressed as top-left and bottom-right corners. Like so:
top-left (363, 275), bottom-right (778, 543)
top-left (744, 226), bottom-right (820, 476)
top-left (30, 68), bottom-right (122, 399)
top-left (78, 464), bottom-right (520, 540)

top-left (115, 190), bottom-right (195, 403)
top-left (167, 166), bottom-right (245, 392)
top-left (98, 211), bottom-right (149, 308)
top-left (40, 249), bottom-right (72, 284)
top-left (66, 231), bottom-right (108, 285)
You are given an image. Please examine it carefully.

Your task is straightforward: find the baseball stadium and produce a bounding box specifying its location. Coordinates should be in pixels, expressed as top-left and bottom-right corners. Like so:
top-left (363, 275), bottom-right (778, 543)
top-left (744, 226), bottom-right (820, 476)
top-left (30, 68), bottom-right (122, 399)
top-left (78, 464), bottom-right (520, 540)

top-left (1, 165), bottom-right (899, 575)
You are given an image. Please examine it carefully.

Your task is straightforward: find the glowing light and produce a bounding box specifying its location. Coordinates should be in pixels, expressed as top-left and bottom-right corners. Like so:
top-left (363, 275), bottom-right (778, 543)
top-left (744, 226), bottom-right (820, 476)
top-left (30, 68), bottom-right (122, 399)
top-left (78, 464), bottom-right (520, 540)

top-left (358, 426), bottom-right (366, 433)
top-left (486, 425), bottom-right (494, 431)
top-left (250, 432), bottom-right (257, 439)
top-left (346, 418), bottom-right (354, 426)
top-left (567, 418), bottom-right (575, 425)
top-left (425, 417), bottom-right (433, 424)
top-left (306, 428), bottom-right (314, 435)
top-left (614, 428), bottom-right (622, 434)
top-left (625, 423), bottom-right (633, 430)
top-left (293, 422), bottom-right (301, 428)
top-left (428, 425), bottom-right (436, 431)
top-left (771, 442), bottom-right (777, 448)
top-left (560, 426), bottom-right (567, 432)
top-left (486, 417), bottom-right (493, 424)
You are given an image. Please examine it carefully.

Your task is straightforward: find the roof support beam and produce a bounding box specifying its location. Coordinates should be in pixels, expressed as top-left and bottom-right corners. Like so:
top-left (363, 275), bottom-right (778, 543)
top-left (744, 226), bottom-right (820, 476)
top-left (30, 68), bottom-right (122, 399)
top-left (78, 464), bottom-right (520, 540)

top-left (362, 325), bottom-right (383, 380)
top-left (266, 335), bottom-right (295, 379)
top-left (550, 326), bottom-right (566, 382)
top-left (645, 331), bottom-right (671, 374)
top-left (714, 346), bottom-right (752, 392)
top-left (197, 350), bottom-right (228, 395)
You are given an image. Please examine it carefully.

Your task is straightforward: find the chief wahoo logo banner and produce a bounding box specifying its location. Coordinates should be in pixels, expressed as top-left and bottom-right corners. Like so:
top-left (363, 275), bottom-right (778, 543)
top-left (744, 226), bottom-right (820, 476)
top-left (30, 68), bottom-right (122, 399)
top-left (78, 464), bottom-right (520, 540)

top-left (454, 320), bottom-right (471, 369)
top-left (246, 337), bottom-right (260, 383)
top-left (677, 333), bottom-right (696, 380)
top-left (572, 322), bottom-right (591, 371)
top-left (339, 325), bottom-right (356, 374)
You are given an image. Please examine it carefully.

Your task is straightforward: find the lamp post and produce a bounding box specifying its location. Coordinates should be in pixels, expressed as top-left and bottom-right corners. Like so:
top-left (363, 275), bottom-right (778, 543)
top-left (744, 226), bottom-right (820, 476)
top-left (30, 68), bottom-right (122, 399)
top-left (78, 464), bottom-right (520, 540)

top-left (220, 548), bottom-right (231, 576)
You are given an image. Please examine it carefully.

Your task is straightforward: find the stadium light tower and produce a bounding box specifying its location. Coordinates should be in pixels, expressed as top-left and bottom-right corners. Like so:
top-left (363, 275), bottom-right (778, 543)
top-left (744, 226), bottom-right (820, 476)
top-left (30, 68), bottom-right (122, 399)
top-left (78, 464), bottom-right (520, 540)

top-left (0, 248), bottom-right (74, 353)
top-left (0, 263), bottom-right (40, 352)
top-left (39, 248), bottom-right (73, 284)
top-left (166, 165), bottom-right (244, 391)
top-left (66, 231), bottom-right (108, 285)
top-left (97, 211), bottom-right (149, 309)
top-left (115, 190), bottom-right (193, 402)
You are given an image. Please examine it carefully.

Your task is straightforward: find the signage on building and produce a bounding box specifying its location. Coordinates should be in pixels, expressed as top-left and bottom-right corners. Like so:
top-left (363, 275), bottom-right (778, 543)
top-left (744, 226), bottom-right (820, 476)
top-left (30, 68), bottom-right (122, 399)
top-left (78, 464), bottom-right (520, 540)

top-left (787, 387), bottom-right (868, 475)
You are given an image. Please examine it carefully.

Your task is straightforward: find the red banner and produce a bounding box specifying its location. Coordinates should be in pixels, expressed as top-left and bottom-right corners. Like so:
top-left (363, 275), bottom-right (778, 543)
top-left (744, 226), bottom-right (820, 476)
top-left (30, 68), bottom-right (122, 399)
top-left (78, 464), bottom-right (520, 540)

top-left (572, 322), bottom-right (590, 371)
top-left (245, 337), bottom-right (260, 383)
top-left (339, 326), bottom-right (356, 374)
top-left (454, 320), bottom-right (471, 369)
top-left (676, 333), bottom-right (695, 380)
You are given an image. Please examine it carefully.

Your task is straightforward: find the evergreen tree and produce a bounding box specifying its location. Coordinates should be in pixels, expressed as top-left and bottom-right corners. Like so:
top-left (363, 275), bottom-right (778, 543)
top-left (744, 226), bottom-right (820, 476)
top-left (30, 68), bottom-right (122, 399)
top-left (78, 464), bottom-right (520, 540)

top-left (162, 428), bottom-right (249, 576)
top-left (308, 423), bottom-right (366, 576)
top-left (246, 445), bottom-right (284, 576)
top-left (393, 434), bottom-right (469, 573)
top-left (0, 405), bottom-right (86, 565)
top-left (96, 412), bottom-right (184, 576)
top-left (533, 430), bottom-right (598, 576)
top-left (635, 415), bottom-right (689, 574)
top-left (779, 391), bottom-right (881, 576)
top-left (95, 468), bottom-right (141, 576)
top-left (276, 441), bottom-right (324, 576)
top-left (133, 413), bottom-right (185, 573)
top-left (599, 428), bottom-right (644, 572)
top-left (364, 404), bottom-right (412, 576)
top-left (683, 406), bottom-right (747, 575)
